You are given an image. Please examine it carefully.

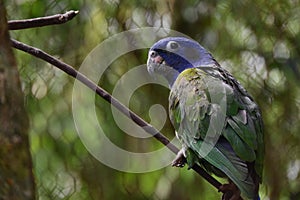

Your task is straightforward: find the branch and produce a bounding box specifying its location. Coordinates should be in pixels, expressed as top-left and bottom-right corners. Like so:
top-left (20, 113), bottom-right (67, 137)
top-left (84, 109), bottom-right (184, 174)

top-left (11, 39), bottom-right (222, 191)
top-left (8, 10), bottom-right (79, 30)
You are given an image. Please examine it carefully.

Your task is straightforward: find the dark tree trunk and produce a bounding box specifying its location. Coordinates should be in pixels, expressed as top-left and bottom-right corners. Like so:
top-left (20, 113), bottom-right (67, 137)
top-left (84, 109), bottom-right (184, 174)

top-left (0, 1), bottom-right (35, 199)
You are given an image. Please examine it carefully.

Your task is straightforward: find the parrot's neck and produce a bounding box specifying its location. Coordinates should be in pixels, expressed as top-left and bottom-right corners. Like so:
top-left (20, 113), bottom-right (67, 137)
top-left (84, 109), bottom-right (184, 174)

top-left (166, 57), bottom-right (217, 87)
top-left (159, 56), bottom-right (218, 88)
top-left (160, 66), bottom-right (180, 88)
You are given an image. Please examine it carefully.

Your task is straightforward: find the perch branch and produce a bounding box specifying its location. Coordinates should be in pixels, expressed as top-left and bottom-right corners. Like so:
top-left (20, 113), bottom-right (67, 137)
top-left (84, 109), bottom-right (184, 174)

top-left (8, 10), bottom-right (79, 30)
top-left (11, 39), bottom-right (223, 190)
top-left (11, 39), bottom-right (222, 191)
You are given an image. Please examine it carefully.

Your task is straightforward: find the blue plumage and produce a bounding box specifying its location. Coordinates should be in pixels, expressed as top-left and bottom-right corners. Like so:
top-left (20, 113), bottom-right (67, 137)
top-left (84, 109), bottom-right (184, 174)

top-left (148, 37), bottom-right (215, 83)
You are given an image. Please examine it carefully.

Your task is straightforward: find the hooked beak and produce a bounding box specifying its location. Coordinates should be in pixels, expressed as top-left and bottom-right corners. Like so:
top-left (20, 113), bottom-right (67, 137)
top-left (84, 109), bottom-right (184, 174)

top-left (147, 50), bottom-right (165, 76)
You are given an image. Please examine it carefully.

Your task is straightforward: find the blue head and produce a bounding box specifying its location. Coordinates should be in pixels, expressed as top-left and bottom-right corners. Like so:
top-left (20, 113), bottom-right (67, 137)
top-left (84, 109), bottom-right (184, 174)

top-left (147, 37), bottom-right (215, 87)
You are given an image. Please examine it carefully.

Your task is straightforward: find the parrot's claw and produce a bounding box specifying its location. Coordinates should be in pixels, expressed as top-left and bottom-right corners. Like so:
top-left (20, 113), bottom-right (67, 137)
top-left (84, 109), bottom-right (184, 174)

top-left (171, 149), bottom-right (186, 167)
top-left (218, 181), bottom-right (242, 200)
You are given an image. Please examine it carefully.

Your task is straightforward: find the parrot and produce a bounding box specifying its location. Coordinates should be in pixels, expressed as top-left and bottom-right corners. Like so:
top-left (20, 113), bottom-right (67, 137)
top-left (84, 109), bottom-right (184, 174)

top-left (147, 37), bottom-right (264, 200)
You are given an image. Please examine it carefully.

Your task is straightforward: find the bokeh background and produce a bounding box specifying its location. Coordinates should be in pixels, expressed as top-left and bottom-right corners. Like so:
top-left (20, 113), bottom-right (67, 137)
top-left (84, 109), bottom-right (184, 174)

top-left (6, 0), bottom-right (300, 199)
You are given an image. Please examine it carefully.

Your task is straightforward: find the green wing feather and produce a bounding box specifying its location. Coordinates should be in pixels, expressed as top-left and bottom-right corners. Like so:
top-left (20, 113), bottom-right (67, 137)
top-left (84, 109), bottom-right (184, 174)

top-left (169, 67), bottom-right (264, 199)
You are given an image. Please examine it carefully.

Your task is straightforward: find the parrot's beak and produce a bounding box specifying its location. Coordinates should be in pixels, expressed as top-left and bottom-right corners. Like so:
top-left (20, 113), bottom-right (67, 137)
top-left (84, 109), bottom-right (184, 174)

top-left (146, 49), bottom-right (179, 88)
top-left (147, 50), bottom-right (165, 76)
top-left (148, 50), bottom-right (164, 64)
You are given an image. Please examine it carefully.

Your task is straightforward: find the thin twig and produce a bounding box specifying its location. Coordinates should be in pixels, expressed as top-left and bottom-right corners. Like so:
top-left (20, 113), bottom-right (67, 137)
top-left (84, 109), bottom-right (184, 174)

top-left (11, 39), bottom-right (222, 191)
top-left (8, 10), bottom-right (79, 30)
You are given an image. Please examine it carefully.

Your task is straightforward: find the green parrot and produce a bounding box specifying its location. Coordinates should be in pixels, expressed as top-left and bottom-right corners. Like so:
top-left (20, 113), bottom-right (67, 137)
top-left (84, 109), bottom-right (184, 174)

top-left (147, 37), bottom-right (264, 200)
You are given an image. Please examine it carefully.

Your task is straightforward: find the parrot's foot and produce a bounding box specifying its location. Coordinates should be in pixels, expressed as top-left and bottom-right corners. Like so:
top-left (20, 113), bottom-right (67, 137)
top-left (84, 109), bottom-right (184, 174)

top-left (219, 181), bottom-right (242, 200)
top-left (171, 149), bottom-right (186, 168)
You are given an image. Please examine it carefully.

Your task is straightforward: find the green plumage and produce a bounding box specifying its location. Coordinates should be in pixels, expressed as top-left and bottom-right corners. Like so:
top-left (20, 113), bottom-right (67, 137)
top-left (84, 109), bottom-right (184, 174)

top-left (169, 67), bottom-right (264, 199)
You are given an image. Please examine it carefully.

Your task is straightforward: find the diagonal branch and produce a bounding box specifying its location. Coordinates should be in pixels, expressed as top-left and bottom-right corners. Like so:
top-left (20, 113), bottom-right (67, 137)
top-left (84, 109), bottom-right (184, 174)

top-left (8, 10), bottom-right (79, 30)
top-left (11, 39), bottom-right (223, 191)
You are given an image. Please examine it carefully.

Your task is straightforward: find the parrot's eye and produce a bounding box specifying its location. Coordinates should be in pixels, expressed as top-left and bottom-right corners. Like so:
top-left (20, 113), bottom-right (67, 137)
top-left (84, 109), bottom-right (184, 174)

top-left (166, 41), bottom-right (179, 51)
top-left (149, 51), bottom-right (158, 58)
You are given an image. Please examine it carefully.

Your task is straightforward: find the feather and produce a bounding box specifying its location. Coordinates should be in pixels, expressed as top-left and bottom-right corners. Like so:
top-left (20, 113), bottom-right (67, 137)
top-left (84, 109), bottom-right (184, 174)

top-left (147, 37), bottom-right (264, 199)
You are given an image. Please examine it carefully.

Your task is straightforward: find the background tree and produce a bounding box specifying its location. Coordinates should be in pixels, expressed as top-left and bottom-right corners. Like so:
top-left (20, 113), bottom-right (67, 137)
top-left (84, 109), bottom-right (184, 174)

top-left (0, 1), bottom-right (35, 199)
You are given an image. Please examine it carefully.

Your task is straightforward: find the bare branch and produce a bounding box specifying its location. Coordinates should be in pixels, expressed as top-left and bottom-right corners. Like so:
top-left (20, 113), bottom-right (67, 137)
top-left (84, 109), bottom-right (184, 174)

top-left (11, 39), bottom-right (222, 191)
top-left (8, 10), bottom-right (79, 30)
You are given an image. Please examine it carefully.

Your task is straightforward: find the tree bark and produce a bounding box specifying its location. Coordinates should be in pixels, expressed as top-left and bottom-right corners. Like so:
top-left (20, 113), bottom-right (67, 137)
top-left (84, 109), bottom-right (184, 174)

top-left (0, 1), bottom-right (35, 199)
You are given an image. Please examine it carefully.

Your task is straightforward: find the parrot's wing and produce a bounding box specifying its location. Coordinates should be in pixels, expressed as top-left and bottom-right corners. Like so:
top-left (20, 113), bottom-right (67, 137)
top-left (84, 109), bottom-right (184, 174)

top-left (169, 67), bottom-right (262, 199)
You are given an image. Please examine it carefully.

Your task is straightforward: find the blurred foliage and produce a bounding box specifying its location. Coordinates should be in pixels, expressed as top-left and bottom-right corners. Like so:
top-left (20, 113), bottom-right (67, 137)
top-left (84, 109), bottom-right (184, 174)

top-left (5, 0), bottom-right (300, 199)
